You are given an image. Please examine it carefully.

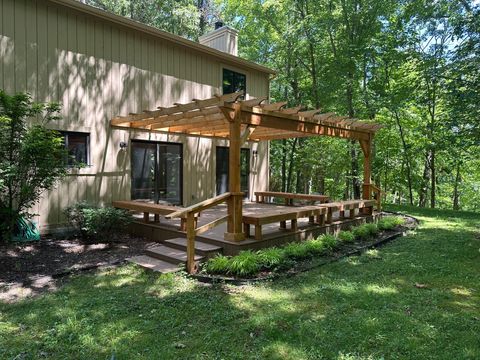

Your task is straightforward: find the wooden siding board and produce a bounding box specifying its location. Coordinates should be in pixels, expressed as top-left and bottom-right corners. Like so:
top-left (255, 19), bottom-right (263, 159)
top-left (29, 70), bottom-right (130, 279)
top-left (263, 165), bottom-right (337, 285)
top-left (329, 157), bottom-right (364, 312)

top-left (58, 8), bottom-right (68, 124)
top-left (36, 0), bottom-right (47, 102)
top-left (25, 0), bottom-right (37, 98)
top-left (2, 0), bottom-right (14, 93)
top-left (0, 0), bottom-right (3, 89)
top-left (14, 0), bottom-right (27, 92)
top-left (46, 4), bottom-right (58, 102)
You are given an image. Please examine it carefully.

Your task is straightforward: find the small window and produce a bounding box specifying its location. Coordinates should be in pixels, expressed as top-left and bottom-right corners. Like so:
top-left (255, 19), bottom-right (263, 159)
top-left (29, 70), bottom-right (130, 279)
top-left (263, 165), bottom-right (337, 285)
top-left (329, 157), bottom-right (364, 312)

top-left (60, 131), bottom-right (90, 167)
top-left (223, 68), bottom-right (246, 99)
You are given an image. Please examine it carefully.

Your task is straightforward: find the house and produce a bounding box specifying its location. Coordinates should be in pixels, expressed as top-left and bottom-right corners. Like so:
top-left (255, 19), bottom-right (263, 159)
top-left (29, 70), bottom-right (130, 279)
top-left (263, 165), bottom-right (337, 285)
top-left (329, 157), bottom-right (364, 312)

top-left (0, 0), bottom-right (275, 233)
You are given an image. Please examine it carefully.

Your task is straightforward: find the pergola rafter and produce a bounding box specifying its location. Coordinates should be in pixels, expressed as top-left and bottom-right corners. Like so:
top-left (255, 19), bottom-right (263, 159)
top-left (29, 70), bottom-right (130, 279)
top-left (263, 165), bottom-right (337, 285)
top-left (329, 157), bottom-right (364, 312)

top-left (110, 92), bottom-right (383, 243)
top-left (111, 92), bottom-right (382, 140)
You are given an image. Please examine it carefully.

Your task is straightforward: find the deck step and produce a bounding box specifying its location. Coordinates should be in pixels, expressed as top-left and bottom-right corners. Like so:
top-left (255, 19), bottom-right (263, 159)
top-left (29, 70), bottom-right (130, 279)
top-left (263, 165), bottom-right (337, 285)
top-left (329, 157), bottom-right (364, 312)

top-left (146, 244), bottom-right (204, 264)
top-left (127, 255), bottom-right (181, 273)
top-left (164, 237), bottom-right (222, 257)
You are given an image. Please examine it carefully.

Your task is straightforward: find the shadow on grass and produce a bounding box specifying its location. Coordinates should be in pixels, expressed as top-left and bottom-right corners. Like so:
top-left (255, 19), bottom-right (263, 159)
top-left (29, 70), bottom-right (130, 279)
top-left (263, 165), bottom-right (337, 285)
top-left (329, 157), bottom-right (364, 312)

top-left (0, 209), bottom-right (479, 359)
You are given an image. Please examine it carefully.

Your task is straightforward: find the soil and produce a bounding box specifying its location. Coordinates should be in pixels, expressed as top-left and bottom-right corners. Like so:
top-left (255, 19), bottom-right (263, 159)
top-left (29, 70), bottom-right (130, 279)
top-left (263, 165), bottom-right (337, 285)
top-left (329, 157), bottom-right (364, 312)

top-left (0, 235), bottom-right (155, 303)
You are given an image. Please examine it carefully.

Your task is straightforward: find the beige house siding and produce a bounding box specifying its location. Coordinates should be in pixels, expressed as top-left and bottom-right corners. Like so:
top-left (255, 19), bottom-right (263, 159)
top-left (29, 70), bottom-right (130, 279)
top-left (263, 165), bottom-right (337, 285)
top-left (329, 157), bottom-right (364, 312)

top-left (0, 0), bottom-right (271, 232)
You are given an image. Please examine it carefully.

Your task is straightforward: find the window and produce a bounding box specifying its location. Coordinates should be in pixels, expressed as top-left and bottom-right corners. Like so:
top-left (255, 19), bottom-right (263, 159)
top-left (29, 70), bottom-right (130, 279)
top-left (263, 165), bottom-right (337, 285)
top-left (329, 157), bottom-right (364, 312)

top-left (223, 68), bottom-right (246, 99)
top-left (60, 131), bottom-right (90, 167)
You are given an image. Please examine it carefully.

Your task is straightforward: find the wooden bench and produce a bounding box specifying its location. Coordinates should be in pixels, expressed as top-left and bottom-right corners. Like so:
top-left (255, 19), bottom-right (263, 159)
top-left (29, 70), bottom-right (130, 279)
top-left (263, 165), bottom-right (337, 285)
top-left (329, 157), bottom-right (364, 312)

top-left (242, 206), bottom-right (327, 240)
top-left (255, 191), bottom-right (329, 206)
top-left (112, 200), bottom-right (199, 231)
top-left (319, 199), bottom-right (377, 223)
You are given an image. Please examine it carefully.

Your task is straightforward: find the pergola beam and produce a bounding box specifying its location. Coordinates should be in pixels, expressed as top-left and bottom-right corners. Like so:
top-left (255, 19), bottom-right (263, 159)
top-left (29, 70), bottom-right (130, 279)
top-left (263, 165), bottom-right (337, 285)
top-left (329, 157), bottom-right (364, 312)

top-left (234, 108), bottom-right (372, 141)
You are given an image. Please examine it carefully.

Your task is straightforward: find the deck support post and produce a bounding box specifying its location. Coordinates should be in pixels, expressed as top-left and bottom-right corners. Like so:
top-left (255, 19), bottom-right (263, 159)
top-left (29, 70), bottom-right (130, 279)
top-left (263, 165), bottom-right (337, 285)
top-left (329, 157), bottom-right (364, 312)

top-left (223, 103), bottom-right (245, 242)
top-left (186, 212), bottom-right (196, 274)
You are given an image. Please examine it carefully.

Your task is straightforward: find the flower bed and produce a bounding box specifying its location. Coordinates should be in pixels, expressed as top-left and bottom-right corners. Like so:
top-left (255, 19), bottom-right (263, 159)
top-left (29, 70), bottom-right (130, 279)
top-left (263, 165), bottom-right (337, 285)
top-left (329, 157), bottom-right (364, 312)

top-left (199, 215), bottom-right (407, 280)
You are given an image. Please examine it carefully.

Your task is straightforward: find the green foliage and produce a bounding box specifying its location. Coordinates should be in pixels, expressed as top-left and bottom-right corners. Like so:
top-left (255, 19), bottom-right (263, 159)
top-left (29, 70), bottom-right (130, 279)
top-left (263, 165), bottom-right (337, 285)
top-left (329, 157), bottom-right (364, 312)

top-left (219, 0), bottom-right (480, 211)
top-left (85, 0), bottom-right (217, 40)
top-left (337, 230), bottom-right (356, 243)
top-left (353, 223), bottom-right (379, 241)
top-left (226, 250), bottom-right (260, 277)
top-left (0, 91), bottom-right (67, 241)
top-left (204, 254), bottom-right (230, 274)
top-left (64, 202), bottom-right (132, 242)
top-left (283, 242), bottom-right (311, 259)
top-left (377, 216), bottom-right (404, 231)
top-left (319, 234), bottom-right (338, 251)
top-left (305, 238), bottom-right (326, 255)
top-left (257, 247), bottom-right (285, 269)
top-left (203, 219), bottom-right (394, 277)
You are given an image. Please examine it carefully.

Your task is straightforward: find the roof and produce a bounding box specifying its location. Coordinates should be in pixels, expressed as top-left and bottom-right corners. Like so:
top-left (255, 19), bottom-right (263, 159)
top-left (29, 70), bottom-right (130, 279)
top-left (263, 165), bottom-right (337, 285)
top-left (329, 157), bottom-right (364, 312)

top-left (111, 93), bottom-right (383, 141)
top-left (48, 0), bottom-right (276, 75)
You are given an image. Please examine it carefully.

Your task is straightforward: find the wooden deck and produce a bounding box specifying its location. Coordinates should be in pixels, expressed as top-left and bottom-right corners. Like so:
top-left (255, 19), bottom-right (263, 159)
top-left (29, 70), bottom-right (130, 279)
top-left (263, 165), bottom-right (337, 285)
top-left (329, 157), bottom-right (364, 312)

top-left (128, 202), bottom-right (379, 256)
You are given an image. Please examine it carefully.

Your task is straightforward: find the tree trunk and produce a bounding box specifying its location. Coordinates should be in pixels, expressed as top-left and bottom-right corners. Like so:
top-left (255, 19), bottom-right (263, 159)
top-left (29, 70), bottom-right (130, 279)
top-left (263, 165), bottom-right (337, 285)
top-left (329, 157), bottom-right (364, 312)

top-left (286, 138), bottom-right (298, 192)
top-left (317, 168), bottom-right (325, 194)
top-left (393, 110), bottom-right (414, 205)
top-left (430, 149), bottom-right (436, 208)
top-left (452, 160), bottom-right (461, 210)
top-left (418, 152), bottom-right (431, 207)
top-left (281, 139), bottom-right (287, 192)
top-left (350, 141), bottom-right (361, 199)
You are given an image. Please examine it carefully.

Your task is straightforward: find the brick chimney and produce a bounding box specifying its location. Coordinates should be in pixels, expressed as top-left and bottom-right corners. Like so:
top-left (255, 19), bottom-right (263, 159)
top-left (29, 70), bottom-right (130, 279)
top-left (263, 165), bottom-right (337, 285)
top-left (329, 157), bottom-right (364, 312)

top-left (199, 22), bottom-right (238, 56)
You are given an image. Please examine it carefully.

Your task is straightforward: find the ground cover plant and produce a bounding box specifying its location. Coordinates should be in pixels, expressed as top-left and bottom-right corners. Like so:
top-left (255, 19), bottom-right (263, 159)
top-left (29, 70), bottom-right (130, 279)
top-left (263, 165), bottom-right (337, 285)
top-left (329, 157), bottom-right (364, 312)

top-left (203, 216), bottom-right (404, 277)
top-left (0, 206), bottom-right (478, 359)
top-left (64, 202), bottom-right (133, 243)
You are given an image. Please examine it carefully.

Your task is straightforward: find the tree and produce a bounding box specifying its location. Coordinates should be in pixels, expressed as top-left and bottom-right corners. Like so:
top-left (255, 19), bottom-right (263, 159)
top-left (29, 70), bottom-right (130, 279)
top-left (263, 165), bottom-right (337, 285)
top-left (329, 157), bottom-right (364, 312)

top-left (0, 91), bottom-right (67, 241)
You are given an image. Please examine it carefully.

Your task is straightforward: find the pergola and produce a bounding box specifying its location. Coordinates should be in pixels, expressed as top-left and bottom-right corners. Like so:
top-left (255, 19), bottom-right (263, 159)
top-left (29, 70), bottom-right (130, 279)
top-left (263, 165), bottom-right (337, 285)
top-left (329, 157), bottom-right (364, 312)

top-left (111, 92), bottom-right (382, 243)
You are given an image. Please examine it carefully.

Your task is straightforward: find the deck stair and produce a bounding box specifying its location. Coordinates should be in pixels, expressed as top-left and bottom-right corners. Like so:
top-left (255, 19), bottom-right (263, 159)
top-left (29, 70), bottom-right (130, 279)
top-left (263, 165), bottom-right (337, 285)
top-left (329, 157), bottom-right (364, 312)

top-left (127, 237), bottom-right (222, 274)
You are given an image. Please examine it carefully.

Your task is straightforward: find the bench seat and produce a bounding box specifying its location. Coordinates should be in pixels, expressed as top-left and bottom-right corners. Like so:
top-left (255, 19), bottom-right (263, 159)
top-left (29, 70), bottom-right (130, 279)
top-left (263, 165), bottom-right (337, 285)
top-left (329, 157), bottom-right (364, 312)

top-left (319, 199), bottom-right (376, 223)
top-left (112, 200), bottom-right (199, 231)
top-left (255, 191), bottom-right (329, 205)
top-left (243, 206), bottom-right (327, 240)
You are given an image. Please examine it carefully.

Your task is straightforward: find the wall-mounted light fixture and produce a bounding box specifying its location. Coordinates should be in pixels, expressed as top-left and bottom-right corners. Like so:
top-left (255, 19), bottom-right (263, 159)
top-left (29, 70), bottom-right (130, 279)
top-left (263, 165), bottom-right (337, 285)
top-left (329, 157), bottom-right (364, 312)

top-left (119, 141), bottom-right (128, 150)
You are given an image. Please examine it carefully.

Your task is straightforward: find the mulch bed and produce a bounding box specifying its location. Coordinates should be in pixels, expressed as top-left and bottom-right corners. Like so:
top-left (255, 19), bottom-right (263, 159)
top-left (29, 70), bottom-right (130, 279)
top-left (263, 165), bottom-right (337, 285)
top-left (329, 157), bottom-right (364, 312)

top-left (0, 235), bottom-right (154, 303)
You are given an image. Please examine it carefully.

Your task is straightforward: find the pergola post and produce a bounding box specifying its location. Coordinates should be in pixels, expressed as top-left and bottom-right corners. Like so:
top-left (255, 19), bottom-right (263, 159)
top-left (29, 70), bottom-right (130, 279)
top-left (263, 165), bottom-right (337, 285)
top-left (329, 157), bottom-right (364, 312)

top-left (359, 137), bottom-right (372, 202)
top-left (224, 103), bottom-right (245, 242)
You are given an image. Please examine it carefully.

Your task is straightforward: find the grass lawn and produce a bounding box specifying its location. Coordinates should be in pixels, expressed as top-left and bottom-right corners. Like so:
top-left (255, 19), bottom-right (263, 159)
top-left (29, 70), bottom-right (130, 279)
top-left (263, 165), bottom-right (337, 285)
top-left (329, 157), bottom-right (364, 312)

top-left (1, 205), bottom-right (479, 359)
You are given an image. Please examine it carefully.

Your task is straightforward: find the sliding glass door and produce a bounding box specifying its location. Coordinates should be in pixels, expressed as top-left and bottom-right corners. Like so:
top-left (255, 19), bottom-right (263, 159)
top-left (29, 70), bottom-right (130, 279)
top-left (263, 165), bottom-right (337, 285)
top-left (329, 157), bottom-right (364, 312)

top-left (131, 140), bottom-right (182, 205)
top-left (216, 146), bottom-right (250, 197)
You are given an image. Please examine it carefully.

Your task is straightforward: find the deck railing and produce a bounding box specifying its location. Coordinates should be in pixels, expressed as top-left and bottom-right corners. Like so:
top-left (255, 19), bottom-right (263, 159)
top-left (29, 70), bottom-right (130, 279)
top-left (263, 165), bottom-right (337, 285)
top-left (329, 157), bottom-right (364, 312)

top-left (165, 192), bottom-right (238, 274)
top-left (370, 184), bottom-right (382, 211)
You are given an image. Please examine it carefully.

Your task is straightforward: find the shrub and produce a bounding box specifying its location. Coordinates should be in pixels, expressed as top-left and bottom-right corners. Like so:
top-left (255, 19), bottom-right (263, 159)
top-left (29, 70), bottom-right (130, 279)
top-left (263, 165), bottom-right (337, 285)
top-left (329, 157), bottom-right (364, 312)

top-left (352, 224), bottom-right (370, 240)
top-left (283, 242), bottom-right (311, 259)
top-left (0, 91), bottom-right (67, 241)
top-left (365, 223), bottom-right (379, 236)
top-left (204, 255), bottom-right (230, 274)
top-left (305, 238), bottom-right (326, 254)
top-left (227, 250), bottom-right (261, 277)
top-left (338, 230), bottom-right (356, 243)
top-left (319, 234), bottom-right (337, 250)
top-left (64, 202), bottom-right (132, 242)
top-left (378, 216), bottom-right (404, 231)
top-left (353, 223), bottom-right (378, 240)
top-left (257, 247), bottom-right (285, 269)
